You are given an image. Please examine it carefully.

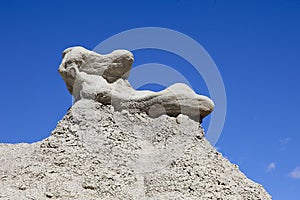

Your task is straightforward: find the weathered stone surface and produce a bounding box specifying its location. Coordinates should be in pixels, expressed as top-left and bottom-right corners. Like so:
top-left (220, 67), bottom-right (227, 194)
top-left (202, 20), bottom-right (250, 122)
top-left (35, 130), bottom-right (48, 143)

top-left (0, 100), bottom-right (272, 199)
top-left (58, 47), bottom-right (214, 121)
top-left (0, 46), bottom-right (272, 199)
top-left (60, 46), bottom-right (134, 86)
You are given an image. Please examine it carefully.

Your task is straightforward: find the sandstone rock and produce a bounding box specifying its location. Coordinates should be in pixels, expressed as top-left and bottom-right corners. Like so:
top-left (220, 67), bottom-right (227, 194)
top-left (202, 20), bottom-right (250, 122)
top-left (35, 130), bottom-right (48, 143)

top-left (59, 47), bottom-right (214, 121)
top-left (60, 46), bottom-right (134, 86)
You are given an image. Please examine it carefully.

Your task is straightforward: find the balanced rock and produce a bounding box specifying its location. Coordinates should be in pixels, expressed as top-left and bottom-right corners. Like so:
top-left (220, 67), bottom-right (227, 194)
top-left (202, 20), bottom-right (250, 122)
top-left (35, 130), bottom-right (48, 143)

top-left (58, 47), bottom-right (214, 121)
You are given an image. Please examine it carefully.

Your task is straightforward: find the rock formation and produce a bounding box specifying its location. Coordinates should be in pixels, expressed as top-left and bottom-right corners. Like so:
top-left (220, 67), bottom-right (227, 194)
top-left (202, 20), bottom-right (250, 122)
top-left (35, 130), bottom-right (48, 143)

top-left (0, 47), bottom-right (271, 199)
top-left (58, 47), bottom-right (214, 121)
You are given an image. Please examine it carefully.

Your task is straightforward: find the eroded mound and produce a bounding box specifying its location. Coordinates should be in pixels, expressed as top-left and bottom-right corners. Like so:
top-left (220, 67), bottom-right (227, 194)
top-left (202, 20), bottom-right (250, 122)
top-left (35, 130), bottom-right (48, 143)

top-left (0, 100), bottom-right (271, 199)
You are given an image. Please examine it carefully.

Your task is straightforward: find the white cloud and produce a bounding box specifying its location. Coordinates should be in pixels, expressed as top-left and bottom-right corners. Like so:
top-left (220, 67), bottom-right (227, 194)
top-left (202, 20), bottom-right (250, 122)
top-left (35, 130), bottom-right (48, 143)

top-left (289, 166), bottom-right (300, 179)
top-left (280, 137), bottom-right (291, 145)
top-left (266, 162), bottom-right (276, 172)
top-left (280, 137), bottom-right (292, 151)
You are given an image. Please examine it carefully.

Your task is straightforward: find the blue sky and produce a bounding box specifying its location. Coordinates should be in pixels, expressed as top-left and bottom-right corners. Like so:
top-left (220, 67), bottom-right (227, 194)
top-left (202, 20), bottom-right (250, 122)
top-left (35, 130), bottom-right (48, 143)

top-left (0, 0), bottom-right (299, 199)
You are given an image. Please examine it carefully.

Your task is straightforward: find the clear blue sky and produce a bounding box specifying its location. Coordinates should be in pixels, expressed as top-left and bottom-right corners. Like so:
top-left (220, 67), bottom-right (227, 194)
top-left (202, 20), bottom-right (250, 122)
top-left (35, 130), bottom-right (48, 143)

top-left (0, 0), bottom-right (299, 199)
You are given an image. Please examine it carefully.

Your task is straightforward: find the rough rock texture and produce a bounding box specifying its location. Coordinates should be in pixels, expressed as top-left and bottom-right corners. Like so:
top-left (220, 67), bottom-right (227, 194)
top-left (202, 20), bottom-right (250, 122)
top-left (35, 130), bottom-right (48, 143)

top-left (58, 47), bottom-right (214, 121)
top-left (0, 100), bottom-right (271, 199)
top-left (0, 47), bottom-right (272, 199)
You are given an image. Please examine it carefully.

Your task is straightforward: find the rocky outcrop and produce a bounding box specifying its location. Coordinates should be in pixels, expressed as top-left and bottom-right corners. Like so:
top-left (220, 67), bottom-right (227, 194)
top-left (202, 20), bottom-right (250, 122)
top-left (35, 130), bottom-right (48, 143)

top-left (0, 47), bottom-right (271, 199)
top-left (0, 100), bottom-right (271, 199)
top-left (58, 47), bottom-right (214, 121)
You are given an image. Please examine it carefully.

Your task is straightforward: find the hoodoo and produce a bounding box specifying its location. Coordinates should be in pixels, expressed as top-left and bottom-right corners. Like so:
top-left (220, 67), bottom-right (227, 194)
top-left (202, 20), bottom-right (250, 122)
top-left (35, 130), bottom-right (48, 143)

top-left (0, 47), bottom-right (271, 199)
